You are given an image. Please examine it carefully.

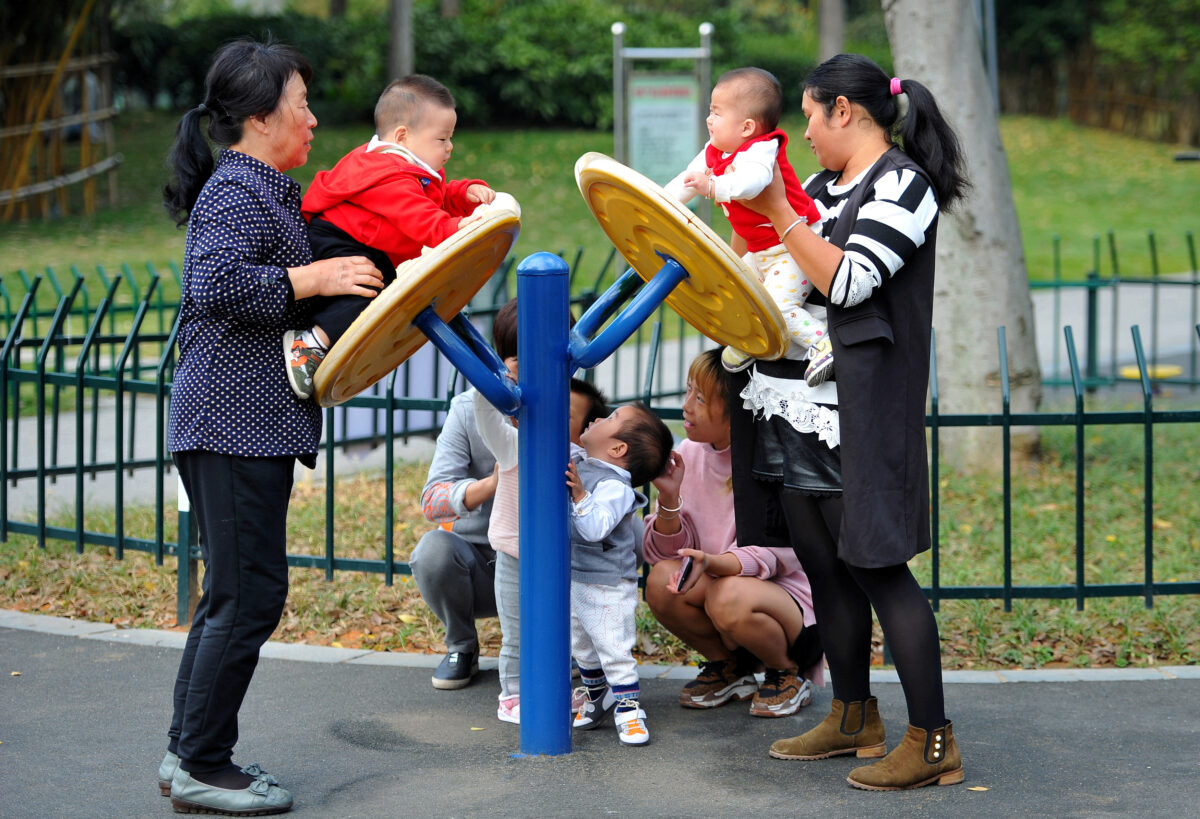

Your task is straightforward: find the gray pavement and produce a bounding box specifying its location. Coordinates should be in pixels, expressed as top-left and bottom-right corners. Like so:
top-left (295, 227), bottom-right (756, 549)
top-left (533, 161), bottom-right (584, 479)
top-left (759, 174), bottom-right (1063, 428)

top-left (2, 610), bottom-right (1199, 818)
top-left (3, 282), bottom-right (1198, 817)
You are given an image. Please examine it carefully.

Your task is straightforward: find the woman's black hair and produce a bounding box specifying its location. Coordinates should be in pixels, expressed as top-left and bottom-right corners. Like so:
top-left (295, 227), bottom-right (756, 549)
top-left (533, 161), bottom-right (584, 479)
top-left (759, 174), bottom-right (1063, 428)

top-left (569, 378), bottom-right (609, 430)
top-left (805, 53), bottom-right (969, 212)
top-left (163, 38), bottom-right (313, 226)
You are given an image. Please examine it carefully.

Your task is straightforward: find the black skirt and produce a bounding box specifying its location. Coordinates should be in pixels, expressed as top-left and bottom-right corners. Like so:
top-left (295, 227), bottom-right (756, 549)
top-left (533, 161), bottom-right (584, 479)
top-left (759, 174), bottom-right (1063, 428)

top-left (729, 363), bottom-right (842, 553)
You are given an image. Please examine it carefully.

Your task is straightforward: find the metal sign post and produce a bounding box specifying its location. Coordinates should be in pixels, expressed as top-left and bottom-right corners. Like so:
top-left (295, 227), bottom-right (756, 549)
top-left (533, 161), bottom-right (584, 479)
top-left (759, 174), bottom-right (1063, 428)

top-left (612, 21), bottom-right (713, 221)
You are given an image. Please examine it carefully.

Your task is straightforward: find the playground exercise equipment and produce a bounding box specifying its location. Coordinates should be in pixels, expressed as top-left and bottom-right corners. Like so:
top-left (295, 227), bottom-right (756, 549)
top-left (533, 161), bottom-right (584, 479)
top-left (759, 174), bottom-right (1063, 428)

top-left (311, 193), bottom-right (522, 407)
top-left (573, 151), bottom-right (788, 360)
top-left (309, 155), bottom-right (785, 755)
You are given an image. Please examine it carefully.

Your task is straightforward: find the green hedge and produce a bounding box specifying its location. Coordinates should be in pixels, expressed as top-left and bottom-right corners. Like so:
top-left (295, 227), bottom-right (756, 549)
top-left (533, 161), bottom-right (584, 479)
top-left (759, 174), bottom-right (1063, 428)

top-left (113, 2), bottom-right (886, 128)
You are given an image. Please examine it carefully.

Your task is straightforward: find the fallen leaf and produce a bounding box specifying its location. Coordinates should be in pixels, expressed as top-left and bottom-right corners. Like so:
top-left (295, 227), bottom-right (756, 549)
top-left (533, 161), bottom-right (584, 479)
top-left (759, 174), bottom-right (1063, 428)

top-left (330, 641), bottom-right (343, 648)
top-left (10, 671), bottom-right (21, 676)
top-left (968, 786), bottom-right (989, 792)
top-left (470, 726), bottom-right (487, 731)
top-left (398, 614), bottom-right (421, 624)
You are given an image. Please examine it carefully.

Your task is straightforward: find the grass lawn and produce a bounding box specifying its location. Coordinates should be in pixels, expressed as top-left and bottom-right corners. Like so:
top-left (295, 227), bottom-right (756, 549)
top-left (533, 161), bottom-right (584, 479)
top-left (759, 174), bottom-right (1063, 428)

top-left (2, 110), bottom-right (1197, 301)
top-left (1, 412), bottom-right (1196, 669)
top-left (1, 108), bottom-right (1197, 669)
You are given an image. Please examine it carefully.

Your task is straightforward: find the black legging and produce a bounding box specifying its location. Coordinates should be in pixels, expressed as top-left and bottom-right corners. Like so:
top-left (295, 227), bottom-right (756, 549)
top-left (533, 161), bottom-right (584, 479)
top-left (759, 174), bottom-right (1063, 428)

top-left (777, 487), bottom-right (946, 731)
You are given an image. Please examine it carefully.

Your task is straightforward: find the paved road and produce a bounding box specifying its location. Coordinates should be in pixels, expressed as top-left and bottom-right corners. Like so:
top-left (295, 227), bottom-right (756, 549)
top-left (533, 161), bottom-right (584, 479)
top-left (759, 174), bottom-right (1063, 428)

top-left (2, 611), bottom-right (1198, 818)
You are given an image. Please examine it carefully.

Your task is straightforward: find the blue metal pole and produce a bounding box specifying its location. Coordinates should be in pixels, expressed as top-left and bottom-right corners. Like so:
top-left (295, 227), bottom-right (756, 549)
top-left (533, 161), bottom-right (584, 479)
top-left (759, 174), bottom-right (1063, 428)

top-left (516, 251), bottom-right (572, 755)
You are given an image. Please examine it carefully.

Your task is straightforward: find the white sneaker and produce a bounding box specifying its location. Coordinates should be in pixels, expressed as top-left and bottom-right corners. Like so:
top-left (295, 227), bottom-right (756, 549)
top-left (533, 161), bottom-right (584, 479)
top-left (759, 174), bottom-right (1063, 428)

top-left (615, 706), bottom-right (650, 746)
top-left (497, 694), bottom-right (520, 724)
top-left (721, 346), bottom-right (754, 373)
top-left (804, 337), bottom-right (834, 387)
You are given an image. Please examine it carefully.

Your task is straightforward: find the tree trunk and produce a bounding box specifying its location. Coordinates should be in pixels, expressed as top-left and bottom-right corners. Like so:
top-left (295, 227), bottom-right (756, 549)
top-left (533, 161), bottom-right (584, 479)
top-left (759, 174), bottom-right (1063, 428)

top-left (883, 0), bottom-right (1042, 472)
top-left (330, 0), bottom-right (347, 18)
top-left (819, 0), bottom-right (846, 62)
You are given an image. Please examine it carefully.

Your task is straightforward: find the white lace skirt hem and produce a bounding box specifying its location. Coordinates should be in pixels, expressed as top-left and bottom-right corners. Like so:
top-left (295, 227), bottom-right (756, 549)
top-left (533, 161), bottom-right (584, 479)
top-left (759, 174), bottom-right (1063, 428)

top-left (740, 374), bottom-right (841, 450)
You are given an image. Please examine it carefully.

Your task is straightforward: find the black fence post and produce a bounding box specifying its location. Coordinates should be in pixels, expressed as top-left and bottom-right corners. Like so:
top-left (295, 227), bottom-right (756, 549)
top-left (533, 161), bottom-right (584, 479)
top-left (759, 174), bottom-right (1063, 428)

top-left (1085, 270), bottom-right (1100, 393)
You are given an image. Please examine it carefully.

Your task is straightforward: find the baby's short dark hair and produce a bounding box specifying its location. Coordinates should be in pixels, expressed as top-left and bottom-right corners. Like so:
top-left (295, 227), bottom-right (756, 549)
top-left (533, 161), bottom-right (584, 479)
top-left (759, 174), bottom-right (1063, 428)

top-left (614, 402), bottom-right (673, 487)
top-left (375, 74), bottom-right (455, 135)
top-left (717, 66), bottom-right (782, 132)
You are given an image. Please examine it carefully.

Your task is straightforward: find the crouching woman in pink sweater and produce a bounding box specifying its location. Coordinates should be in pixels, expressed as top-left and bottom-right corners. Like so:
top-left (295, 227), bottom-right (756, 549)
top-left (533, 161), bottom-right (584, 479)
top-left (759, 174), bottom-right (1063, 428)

top-left (644, 349), bottom-right (823, 718)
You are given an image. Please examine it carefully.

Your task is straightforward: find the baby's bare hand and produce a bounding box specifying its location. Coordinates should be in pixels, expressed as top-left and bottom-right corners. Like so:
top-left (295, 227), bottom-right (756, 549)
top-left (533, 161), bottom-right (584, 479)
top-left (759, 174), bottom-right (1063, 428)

top-left (565, 462), bottom-right (585, 502)
top-left (682, 171), bottom-right (711, 196)
top-left (466, 184), bottom-right (496, 205)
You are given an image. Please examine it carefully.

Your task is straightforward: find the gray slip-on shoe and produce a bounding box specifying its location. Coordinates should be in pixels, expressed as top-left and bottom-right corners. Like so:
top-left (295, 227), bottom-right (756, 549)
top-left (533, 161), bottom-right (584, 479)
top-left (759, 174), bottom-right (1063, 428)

top-left (158, 751), bottom-right (180, 796)
top-left (170, 766), bottom-right (293, 816)
top-left (160, 755), bottom-right (279, 798)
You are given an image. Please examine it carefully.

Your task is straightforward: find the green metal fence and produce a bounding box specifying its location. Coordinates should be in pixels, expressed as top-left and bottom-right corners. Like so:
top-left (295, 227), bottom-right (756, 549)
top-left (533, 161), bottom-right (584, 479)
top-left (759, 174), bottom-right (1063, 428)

top-left (3, 242), bottom-right (1199, 624)
top-left (1036, 230), bottom-right (1199, 390)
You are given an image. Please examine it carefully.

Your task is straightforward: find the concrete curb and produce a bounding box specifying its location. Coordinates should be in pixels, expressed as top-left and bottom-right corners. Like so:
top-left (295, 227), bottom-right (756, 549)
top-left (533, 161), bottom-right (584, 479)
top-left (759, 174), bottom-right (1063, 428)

top-left (4, 608), bottom-right (1193, 682)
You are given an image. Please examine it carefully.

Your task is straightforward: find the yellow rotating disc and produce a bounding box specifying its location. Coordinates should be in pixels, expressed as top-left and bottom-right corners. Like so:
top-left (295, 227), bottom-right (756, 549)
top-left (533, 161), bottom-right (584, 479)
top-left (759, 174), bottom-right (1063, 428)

top-left (312, 194), bottom-right (521, 407)
top-left (574, 152), bottom-right (787, 360)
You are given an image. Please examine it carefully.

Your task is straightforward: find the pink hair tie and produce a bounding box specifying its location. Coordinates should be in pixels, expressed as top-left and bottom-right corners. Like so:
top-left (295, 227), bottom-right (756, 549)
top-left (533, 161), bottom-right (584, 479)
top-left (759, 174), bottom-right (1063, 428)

top-left (890, 77), bottom-right (903, 96)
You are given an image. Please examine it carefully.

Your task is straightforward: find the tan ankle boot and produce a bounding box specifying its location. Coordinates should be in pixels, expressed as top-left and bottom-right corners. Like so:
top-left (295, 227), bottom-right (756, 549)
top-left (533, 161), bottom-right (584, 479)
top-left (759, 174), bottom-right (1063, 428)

top-left (768, 697), bottom-right (886, 760)
top-left (847, 721), bottom-right (964, 790)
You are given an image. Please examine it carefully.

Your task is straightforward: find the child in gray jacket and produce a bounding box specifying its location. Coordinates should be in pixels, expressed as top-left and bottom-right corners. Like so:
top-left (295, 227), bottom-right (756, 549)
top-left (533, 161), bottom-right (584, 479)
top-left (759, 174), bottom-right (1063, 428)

top-left (565, 402), bottom-right (672, 746)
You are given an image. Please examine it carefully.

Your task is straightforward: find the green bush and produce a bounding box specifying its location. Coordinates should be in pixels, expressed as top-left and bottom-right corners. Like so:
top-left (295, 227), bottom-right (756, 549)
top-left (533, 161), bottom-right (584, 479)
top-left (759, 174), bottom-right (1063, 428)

top-left (113, 12), bottom-right (385, 121)
top-left (111, 2), bottom-right (888, 129)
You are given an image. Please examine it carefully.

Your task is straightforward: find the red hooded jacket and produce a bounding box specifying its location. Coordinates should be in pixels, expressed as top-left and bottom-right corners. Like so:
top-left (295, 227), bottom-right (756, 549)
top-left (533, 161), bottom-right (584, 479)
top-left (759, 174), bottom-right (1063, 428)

top-left (301, 143), bottom-right (486, 266)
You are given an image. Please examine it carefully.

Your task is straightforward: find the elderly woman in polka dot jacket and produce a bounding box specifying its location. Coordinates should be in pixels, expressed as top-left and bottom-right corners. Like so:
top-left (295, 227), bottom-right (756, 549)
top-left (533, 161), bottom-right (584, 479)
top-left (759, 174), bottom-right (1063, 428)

top-left (158, 38), bottom-right (383, 816)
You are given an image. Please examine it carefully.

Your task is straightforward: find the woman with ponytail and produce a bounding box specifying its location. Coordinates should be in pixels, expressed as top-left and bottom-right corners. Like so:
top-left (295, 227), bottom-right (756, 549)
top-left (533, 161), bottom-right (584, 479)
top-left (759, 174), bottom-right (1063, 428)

top-left (730, 53), bottom-right (969, 790)
top-left (159, 38), bottom-right (382, 815)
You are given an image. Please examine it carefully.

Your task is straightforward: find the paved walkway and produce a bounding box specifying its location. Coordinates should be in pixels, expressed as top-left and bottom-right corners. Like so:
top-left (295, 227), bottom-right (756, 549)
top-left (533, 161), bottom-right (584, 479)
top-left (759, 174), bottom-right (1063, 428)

top-left (2, 610), bottom-right (1198, 818)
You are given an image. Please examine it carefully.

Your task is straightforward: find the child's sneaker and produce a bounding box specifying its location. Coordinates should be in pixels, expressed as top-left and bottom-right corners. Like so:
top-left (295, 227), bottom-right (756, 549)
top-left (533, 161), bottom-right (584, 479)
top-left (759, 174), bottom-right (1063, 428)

top-left (570, 686), bottom-right (588, 715)
top-left (678, 659), bottom-right (758, 709)
top-left (748, 669), bottom-right (814, 718)
top-left (572, 686), bottom-right (616, 730)
top-left (615, 700), bottom-right (650, 746)
top-left (284, 329), bottom-right (326, 400)
top-left (497, 694), bottom-right (520, 724)
top-left (804, 336), bottom-right (834, 387)
top-left (721, 346), bottom-right (754, 373)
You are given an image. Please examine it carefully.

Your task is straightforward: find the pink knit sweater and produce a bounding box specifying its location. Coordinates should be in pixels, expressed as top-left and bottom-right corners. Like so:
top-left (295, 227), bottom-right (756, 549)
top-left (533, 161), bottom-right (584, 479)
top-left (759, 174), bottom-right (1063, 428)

top-left (642, 439), bottom-right (817, 629)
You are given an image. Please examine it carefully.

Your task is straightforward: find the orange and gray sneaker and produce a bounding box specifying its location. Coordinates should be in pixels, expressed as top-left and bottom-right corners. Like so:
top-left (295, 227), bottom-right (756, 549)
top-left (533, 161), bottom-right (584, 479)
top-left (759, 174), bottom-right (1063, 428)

top-left (283, 329), bottom-right (326, 400)
top-left (678, 658), bottom-right (758, 709)
top-left (749, 668), bottom-right (815, 718)
top-left (615, 698), bottom-right (650, 746)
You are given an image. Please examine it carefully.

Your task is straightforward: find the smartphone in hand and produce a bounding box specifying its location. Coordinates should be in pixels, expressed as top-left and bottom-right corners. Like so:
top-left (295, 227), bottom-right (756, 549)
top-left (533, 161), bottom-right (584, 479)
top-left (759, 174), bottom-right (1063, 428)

top-left (675, 555), bottom-right (695, 592)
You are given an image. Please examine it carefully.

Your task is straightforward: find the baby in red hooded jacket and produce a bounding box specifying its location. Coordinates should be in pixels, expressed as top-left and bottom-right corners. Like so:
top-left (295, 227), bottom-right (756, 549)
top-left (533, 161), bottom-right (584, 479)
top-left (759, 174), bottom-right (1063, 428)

top-left (284, 74), bottom-right (495, 399)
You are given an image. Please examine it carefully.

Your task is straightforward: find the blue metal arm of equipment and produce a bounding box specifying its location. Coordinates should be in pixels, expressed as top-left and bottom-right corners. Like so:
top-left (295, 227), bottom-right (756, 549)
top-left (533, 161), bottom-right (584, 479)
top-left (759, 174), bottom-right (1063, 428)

top-left (413, 307), bottom-right (520, 415)
top-left (572, 267), bottom-right (642, 339)
top-left (569, 256), bottom-right (688, 371)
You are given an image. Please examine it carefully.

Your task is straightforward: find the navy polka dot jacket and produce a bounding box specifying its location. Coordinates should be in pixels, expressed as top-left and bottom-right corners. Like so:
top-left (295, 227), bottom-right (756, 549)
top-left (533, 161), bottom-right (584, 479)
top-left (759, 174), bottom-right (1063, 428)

top-left (168, 149), bottom-right (321, 468)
